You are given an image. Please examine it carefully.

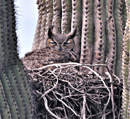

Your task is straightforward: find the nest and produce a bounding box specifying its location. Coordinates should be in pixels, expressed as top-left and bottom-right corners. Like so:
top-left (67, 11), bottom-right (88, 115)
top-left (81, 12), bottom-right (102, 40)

top-left (27, 63), bottom-right (122, 119)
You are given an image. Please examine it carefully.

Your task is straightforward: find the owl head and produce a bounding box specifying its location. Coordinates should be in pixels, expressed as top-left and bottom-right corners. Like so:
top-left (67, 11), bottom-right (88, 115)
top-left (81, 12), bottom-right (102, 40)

top-left (46, 28), bottom-right (77, 52)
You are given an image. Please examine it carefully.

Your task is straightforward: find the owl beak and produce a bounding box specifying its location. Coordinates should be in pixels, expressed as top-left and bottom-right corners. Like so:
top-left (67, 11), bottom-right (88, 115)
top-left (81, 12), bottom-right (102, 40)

top-left (58, 45), bottom-right (62, 52)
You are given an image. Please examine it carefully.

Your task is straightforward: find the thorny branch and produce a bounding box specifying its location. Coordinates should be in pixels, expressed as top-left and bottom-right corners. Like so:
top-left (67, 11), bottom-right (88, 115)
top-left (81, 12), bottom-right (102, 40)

top-left (28, 63), bottom-right (122, 119)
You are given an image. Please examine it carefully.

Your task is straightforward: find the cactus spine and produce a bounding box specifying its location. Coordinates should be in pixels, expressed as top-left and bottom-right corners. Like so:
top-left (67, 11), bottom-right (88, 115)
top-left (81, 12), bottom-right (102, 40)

top-left (80, 0), bottom-right (94, 64)
top-left (0, 0), bottom-right (33, 119)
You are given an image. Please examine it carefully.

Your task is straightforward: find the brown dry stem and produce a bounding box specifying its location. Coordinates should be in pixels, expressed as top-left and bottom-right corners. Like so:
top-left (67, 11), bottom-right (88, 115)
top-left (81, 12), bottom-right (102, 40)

top-left (28, 63), bottom-right (122, 119)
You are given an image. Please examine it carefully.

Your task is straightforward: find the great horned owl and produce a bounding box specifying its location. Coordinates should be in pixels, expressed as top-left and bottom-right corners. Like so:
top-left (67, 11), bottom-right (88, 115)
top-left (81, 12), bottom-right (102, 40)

top-left (22, 28), bottom-right (77, 69)
top-left (46, 28), bottom-right (77, 52)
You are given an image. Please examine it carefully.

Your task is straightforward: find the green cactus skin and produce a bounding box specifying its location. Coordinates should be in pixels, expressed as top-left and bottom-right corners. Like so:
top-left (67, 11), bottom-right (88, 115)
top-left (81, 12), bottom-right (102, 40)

top-left (93, 0), bottom-right (106, 74)
top-left (61, 0), bottom-right (71, 34)
top-left (0, 0), bottom-right (33, 119)
top-left (106, 0), bottom-right (117, 74)
top-left (71, 0), bottom-right (82, 60)
top-left (32, 0), bottom-right (44, 51)
top-left (122, 0), bottom-right (130, 118)
top-left (114, 0), bottom-right (124, 76)
top-left (0, 80), bottom-right (12, 119)
top-left (52, 0), bottom-right (62, 34)
top-left (38, 0), bottom-right (53, 49)
top-left (38, 0), bottom-right (47, 48)
top-left (80, 0), bottom-right (94, 64)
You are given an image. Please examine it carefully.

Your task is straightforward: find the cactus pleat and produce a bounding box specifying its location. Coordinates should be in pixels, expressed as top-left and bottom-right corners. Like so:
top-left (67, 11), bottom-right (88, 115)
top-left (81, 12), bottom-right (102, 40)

top-left (123, 1), bottom-right (127, 31)
top-left (105, 0), bottom-right (116, 74)
top-left (38, 0), bottom-right (47, 48)
top-left (114, 0), bottom-right (124, 76)
top-left (52, 0), bottom-right (61, 33)
top-left (122, 0), bottom-right (130, 118)
top-left (5, 66), bottom-right (27, 119)
top-left (32, 0), bottom-right (44, 51)
top-left (0, 0), bottom-right (33, 118)
top-left (7, 0), bottom-right (33, 117)
top-left (61, 0), bottom-right (71, 34)
top-left (71, 0), bottom-right (82, 59)
top-left (80, 0), bottom-right (94, 64)
top-left (38, 0), bottom-right (53, 49)
top-left (0, 71), bottom-right (20, 119)
top-left (93, 0), bottom-right (106, 74)
top-left (0, 80), bottom-right (12, 119)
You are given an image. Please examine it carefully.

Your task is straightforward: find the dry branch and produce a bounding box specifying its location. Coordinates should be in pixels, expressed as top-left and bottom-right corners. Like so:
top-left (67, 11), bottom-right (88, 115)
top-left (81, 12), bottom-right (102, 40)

top-left (28, 63), bottom-right (122, 119)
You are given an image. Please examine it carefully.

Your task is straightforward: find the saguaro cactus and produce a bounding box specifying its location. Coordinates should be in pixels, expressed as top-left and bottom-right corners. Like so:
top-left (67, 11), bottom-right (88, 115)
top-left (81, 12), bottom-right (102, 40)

top-left (30, 0), bottom-right (130, 118)
top-left (32, 0), bottom-right (126, 77)
top-left (122, 0), bottom-right (130, 118)
top-left (0, 0), bottom-right (33, 119)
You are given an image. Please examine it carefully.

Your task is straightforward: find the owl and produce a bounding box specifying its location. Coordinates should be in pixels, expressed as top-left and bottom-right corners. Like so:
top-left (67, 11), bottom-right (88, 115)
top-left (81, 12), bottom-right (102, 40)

top-left (46, 27), bottom-right (77, 53)
top-left (22, 28), bottom-right (77, 69)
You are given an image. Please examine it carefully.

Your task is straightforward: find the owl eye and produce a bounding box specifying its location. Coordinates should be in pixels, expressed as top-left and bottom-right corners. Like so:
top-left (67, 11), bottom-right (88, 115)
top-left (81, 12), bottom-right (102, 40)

top-left (64, 39), bottom-right (72, 45)
top-left (50, 40), bottom-right (56, 44)
top-left (48, 39), bottom-right (56, 45)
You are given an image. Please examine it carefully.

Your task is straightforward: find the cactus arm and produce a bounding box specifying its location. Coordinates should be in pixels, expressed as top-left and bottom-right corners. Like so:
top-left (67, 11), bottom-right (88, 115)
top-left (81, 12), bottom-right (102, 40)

top-left (53, 0), bottom-right (61, 33)
top-left (114, 0), bottom-right (124, 76)
top-left (32, 0), bottom-right (43, 50)
top-left (122, 26), bottom-right (130, 119)
top-left (122, 0), bottom-right (130, 118)
top-left (80, 0), bottom-right (94, 64)
top-left (0, 0), bottom-right (34, 118)
top-left (93, 0), bottom-right (106, 74)
top-left (7, 0), bottom-right (33, 117)
top-left (71, 0), bottom-right (82, 60)
top-left (61, 0), bottom-right (71, 34)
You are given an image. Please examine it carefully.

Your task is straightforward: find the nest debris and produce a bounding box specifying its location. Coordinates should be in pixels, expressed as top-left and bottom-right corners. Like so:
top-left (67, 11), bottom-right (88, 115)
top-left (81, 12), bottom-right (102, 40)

top-left (27, 63), bottom-right (122, 119)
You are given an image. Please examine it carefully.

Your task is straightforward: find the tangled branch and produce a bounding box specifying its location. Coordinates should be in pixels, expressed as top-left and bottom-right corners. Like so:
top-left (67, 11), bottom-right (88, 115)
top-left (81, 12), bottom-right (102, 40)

top-left (28, 63), bottom-right (122, 119)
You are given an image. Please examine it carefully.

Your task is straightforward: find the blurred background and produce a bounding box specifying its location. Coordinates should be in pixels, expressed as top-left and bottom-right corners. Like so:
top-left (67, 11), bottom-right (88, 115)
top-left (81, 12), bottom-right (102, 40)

top-left (15, 0), bottom-right (38, 58)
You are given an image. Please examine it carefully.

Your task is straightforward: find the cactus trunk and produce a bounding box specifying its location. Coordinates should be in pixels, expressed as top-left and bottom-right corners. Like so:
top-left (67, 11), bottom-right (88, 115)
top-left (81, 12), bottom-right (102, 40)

top-left (0, 0), bottom-right (33, 118)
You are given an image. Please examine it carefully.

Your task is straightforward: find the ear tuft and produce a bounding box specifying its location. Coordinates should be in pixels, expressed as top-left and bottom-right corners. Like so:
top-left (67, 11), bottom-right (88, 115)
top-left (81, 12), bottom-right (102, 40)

top-left (48, 27), bottom-right (54, 38)
top-left (67, 28), bottom-right (77, 39)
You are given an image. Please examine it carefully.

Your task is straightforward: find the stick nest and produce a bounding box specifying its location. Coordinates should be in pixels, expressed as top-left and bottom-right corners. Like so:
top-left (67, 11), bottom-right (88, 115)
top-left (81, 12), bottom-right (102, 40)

top-left (27, 63), bottom-right (122, 119)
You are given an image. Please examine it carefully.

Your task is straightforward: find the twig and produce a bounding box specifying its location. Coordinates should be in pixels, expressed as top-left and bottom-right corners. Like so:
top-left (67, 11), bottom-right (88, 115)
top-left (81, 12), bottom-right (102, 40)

top-left (60, 79), bottom-right (84, 93)
top-left (29, 62), bottom-right (108, 71)
top-left (81, 94), bottom-right (86, 119)
top-left (39, 67), bottom-right (61, 100)
top-left (43, 96), bottom-right (61, 119)
top-left (53, 91), bottom-right (81, 118)
top-left (113, 74), bottom-right (121, 83)
top-left (105, 72), bottom-right (115, 119)
top-left (80, 66), bottom-right (111, 119)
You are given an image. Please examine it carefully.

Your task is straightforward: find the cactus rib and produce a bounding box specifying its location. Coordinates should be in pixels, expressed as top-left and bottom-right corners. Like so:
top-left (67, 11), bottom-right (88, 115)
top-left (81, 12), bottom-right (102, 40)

top-left (52, 0), bottom-right (61, 33)
top-left (122, 0), bottom-right (130, 118)
top-left (114, 0), bottom-right (124, 76)
top-left (71, 0), bottom-right (82, 60)
top-left (0, 79), bottom-right (12, 119)
top-left (61, 0), bottom-right (71, 34)
top-left (80, 0), bottom-right (93, 64)
top-left (38, 0), bottom-right (53, 49)
top-left (32, 0), bottom-right (44, 50)
top-left (105, 0), bottom-right (116, 74)
top-left (93, 0), bottom-right (106, 74)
